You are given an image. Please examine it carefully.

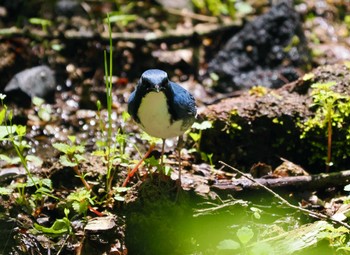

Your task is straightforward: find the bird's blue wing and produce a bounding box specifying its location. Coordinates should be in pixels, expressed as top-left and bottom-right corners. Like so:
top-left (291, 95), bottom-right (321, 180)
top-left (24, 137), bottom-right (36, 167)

top-left (169, 81), bottom-right (197, 123)
top-left (127, 89), bottom-right (141, 123)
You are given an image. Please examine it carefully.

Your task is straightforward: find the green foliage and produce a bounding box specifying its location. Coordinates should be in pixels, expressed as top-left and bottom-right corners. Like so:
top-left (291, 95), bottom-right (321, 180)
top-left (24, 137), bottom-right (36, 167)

top-left (318, 225), bottom-right (350, 252)
top-left (237, 226), bottom-right (254, 245)
top-left (113, 187), bottom-right (130, 202)
top-left (217, 239), bottom-right (240, 250)
top-left (29, 17), bottom-right (52, 32)
top-left (33, 208), bottom-right (72, 237)
top-left (192, 0), bottom-right (253, 19)
top-left (216, 226), bottom-right (256, 253)
top-left (189, 121), bottom-right (212, 149)
top-left (104, 12), bottom-right (137, 27)
top-left (67, 188), bottom-right (94, 215)
top-left (189, 121), bottom-right (215, 166)
top-left (299, 81), bottom-right (350, 170)
top-left (31, 97), bottom-right (52, 122)
top-left (144, 155), bottom-right (172, 176)
top-left (0, 95), bottom-right (41, 193)
top-left (53, 136), bottom-right (86, 167)
top-left (192, 0), bottom-right (237, 19)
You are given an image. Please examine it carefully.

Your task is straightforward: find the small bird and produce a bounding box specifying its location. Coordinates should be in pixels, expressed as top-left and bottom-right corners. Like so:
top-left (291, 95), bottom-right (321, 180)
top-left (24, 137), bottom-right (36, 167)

top-left (128, 69), bottom-right (197, 184)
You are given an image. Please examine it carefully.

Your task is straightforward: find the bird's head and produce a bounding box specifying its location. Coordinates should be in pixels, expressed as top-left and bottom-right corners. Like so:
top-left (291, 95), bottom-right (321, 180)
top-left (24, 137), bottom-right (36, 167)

top-left (139, 69), bottom-right (169, 93)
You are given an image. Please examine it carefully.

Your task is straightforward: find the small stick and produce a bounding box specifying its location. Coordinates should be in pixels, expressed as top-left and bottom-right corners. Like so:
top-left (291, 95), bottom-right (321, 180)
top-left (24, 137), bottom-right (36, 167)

top-left (219, 161), bottom-right (350, 229)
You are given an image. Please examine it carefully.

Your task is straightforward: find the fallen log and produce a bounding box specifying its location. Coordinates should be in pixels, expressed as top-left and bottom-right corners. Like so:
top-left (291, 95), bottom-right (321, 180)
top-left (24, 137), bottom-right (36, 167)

top-left (212, 169), bottom-right (350, 191)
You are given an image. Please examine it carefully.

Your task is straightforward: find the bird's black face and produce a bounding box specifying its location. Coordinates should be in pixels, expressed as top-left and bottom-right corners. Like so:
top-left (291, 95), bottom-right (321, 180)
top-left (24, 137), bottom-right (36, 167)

top-left (139, 69), bottom-right (169, 93)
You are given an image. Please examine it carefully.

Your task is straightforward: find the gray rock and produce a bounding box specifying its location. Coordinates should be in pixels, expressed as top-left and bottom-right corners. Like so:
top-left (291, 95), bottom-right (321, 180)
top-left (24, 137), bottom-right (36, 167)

top-left (208, 1), bottom-right (310, 92)
top-left (5, 65), bottom-right (56, 98)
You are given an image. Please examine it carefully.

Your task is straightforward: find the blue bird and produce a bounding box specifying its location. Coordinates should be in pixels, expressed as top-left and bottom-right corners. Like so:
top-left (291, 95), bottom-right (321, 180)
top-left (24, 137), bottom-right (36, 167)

top-left (128, 69), bottom-right (197, 184)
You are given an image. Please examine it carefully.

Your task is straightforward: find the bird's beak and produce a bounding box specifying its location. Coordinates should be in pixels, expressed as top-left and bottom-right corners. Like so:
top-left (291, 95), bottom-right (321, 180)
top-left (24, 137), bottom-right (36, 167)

top-left (154, 84), bottom-right (161, 92)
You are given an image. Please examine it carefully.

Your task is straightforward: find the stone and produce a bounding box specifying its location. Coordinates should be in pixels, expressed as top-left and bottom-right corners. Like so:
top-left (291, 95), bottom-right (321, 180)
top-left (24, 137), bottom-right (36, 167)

top-left (208, 1), bottom-right (310, 92)
top-left (5, 65), bottom-right (56, 99)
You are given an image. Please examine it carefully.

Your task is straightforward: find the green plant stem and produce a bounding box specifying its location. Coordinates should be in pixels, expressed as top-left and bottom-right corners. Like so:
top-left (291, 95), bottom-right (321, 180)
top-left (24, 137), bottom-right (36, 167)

top-left (104, 13), bottom-right (114, 193)
top-left (73, 165), bottom-right (91, 191)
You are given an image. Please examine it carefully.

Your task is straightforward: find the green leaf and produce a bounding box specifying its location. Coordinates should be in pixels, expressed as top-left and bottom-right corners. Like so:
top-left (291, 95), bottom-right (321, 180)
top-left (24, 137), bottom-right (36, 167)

top-left (68, 135), bottom-right (76, 143)
top-left (122, 111), bottom-right (130, 122)
top-left (114, 187), bottom-right (130, 193)
top-left (303, 72), bottom-right (314, 81)
top-left (114, 194), bottom-right (125, 201)
top-left (15, 125), bottom-right (26, 137)
top-left (0, 108), bottom-right (5, 125)
top-left (29, 18), bottom-right (52, 27)
top-left (217, 239), bottom-right (240, 250)
top-left (0, 154), bottom-right (13, 164)
top-left (35, 186), bottom-right (53, 195)
top-left (26, 176), bottom-right (41, 187)
top-left (189, 132), bottom-right (200, 142)
top-left (344, 184), bottom-right (350, 192)
top-left (249, 242), bottom-right (274, 255)
top-left (0, 186), bottom-right (13, 195)
top-left (144, 156), bottom-right (159, 167)
top-left (235, 2), bottom-right (253, 15)
top-left (104, 14), bottom-right (137, 24)
top-left (33, 218), bottom-right (71, 237)
top-left (237, 226), bottom-right (254, 245)
top-left (0, 126), bottom-right (15, 139)
top-left (38, 107), bottom-right (51, 122)
top-left (192, 121), bottom-right (212, 130)
top-left (26, 155), bottom-right (43, 167)
top-left (74, 145), bottom-right (85, 154)
top-left (32, 97), bottom-right (44, 107)
top-left (53, 143), bottom-right (71, 153)
top-left (74, 154), bottom-right (86, 163)
top-left (59, 155), bottom-right (77, 167)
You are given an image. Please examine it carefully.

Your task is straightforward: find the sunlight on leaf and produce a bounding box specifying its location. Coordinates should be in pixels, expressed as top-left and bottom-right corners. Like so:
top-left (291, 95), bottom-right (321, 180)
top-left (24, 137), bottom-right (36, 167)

top-left (0, 126), bottom-right (15, 139)
top-left (59, 155), bottom-right (78, 167)
top-left (250, 242), bottom-right (274, 255)
top-left (192, 121), bottom-right (212, 130)
top-left (0, 108), bottom-right (5, 125)
top-left (237, 226), bottom-right (254, 245)
top-left (0, 186), bottom-right (13, 195)
top-left (217, 239), bottom-right (240, 250)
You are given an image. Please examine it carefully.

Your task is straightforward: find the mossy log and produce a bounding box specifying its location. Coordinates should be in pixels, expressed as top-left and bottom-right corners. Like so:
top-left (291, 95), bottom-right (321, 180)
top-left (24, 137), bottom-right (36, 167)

top-left (200, 64), bottom-right (350, 173)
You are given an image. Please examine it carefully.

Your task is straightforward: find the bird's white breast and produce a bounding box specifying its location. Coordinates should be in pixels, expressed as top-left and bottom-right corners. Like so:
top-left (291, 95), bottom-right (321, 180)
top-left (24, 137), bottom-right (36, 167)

top-left (138, 91), bottom-right (184, 139)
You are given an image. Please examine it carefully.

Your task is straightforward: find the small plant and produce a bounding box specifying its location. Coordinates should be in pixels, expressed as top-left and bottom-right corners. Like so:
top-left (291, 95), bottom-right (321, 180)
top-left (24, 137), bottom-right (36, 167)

top-left (299, 81), bottom-right (350, 171)
top-left (29, 17), bottom-right (52, 32)
top-left (188, 121), bottom-right (216, 167)
top-left (192, 0), bottom-right (236, 18)
top-left (33, 208), bottom-right (72, 237)
top-left (192, 0), bottom-right (252, 19)
top-left (216, 226), bottom-right (266, 254)
top-left (66, 188), bottom-right (95, 216)
top-left (29, 97), bottom-right (52, 122)
top-left (53, 136), bottom-right (90, 189)
top-left (92, 14), bottom-right (131, 199)
top-left (249, 85), bottom-right (268, 97)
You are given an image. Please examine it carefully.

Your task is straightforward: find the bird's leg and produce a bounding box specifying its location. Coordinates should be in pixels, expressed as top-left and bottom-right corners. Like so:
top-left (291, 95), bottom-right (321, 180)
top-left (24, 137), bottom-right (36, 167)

top-left (176, 135), bottom-right (184, 187)
top-left (122, 143), bottom-right (155, 187)
top-left (160, 138), bottom-right (166, 172)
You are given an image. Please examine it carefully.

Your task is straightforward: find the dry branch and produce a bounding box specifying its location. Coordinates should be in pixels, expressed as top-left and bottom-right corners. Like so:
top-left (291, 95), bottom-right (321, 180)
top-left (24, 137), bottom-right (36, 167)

top-left (213, 169), bottom-right (350, 191)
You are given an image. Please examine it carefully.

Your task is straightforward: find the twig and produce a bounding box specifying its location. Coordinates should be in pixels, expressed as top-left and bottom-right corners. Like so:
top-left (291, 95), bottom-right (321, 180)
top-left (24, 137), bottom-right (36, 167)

top-left (166, 8), bottom-right (218, 23)
top-left (219, 161), bottom-right (350, 229)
